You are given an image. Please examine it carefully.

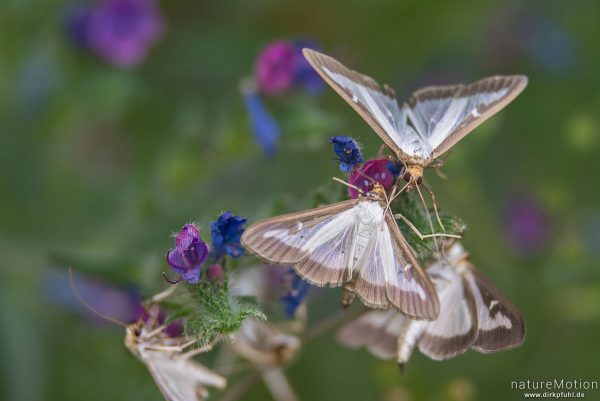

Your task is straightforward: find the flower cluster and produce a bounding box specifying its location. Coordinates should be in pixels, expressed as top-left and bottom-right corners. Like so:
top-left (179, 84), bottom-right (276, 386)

top-left (165, 212), bottom-right (247, 284)
top-left (65, 0), bottom-right (164, 67)
top-left (242, 38), bottom-right (324, 156)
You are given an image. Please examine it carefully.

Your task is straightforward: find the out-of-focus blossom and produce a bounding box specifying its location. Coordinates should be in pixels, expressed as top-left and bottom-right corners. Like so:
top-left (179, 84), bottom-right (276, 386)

top-left (280, 269), bottom-right (311, 318)
top-left (241, 79), bottom-right (280, 156)
top-left (482, 6), bottom-right (577, 75)
top-left (210, 212), bottom-right (247, 260)
top-left (207, 263), bottom-right (224, 283)
top-left (330, 136), bottom-right (364, 173)
top-left (348, 158), bottom-right (403, 198)
top-left (254, 38), bottom-right (324, 96)
top-left (166, 224), bottom-right (209, 284)
top-left (292, 39), bottom-right (325, 95)
top-left (255, 41), bottom-right (297, 95)
top-left (504, 195), bottom-right (552, 255)
top-left (65, 0), bottom-right (164, 68)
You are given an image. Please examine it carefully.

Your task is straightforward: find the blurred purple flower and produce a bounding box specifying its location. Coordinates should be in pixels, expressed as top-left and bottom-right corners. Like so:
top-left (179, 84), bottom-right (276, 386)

top-left (66, 0), bottom-right (164, 67)
top-left (348, 158), bottom-right (403, 199)
top-left (241, 80), bottom-right (280, 156)
top-left (482, 6), bottom-right (577, 75)
top-left (280, 268), bottom-right (311, 318)
top-left (255, 41), bottom-right (296, 95)
top-left (166, 223), bottom-right (209, 284)
top-left (330, 136), bottom-right (364, 173)
top-left (207, 263), bottom-right (224, 284)
top-left (254, 38), bottom-right (324, 96)
top-left (504, 195), bottom-right (552, 255)
top-left (292, 39), bottom-right (324, 95)
top-left (65, 5), bottom-right (92, 48)
top-left (210, 212), bottom-right (247, 260)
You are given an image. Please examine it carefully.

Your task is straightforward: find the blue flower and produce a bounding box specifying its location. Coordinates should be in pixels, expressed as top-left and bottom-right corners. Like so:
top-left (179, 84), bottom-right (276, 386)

top-left (166, 224), bottom-right (208, 284)
top-left (241, 80), bottom-right (280, 156)
top-left (329, 136), bottom-right (364, 173)
top-left (210, 212), bottom-right (247, 260)
top-left (280, 269), bottom-right (311, 318)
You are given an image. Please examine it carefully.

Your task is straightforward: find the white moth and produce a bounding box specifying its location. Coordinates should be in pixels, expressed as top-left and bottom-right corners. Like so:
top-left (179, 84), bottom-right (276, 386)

top-left (337, 243), bottom-right (525, 369)
top-left (303, 48), bottom-right (528, 185)
top-left (125, 307), bottom-right (227, 401)
top-left (241, 185), bottom-right (440, 320)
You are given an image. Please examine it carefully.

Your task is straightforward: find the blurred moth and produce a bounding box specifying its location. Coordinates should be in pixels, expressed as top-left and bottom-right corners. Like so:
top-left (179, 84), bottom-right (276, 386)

top-left (241, 184), bottom-right (440, 320)
top-left (303, 48), bottom-right (528, 187)
top-left (125, 306), bottom-right (227, 401)
top-left (337, 243), bottom-right (525, 370)
top-left (228, 266), bottom-right (304, 401)
top-left (69, 273), bottom-right (226, 401)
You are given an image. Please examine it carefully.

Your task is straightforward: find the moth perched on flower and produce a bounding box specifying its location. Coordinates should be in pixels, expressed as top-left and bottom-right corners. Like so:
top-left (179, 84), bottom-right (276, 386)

top-left (337, 243), bottom-right (525, 370)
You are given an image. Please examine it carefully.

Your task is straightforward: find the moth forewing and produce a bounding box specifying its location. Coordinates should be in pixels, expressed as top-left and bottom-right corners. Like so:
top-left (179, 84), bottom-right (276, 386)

top-left (464, 264), bottom-right (526, 353)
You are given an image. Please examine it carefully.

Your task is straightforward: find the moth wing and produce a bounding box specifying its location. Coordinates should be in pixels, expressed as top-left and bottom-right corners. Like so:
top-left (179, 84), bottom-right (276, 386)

top-left (141, 350), bottom-right (226, 401)
top-left (302, 49), bottom-right (415, 161)
top-left (417, 261), bottom-right (478, 360)
top-left (404, 75), bottom-right (528, 159)
top-left (379, 213), bottom-right (440, 320)
top-left (464, 264), bottom-right (526, 353)
top-left (241, 199), bottom-right (359, 286)
top-left (336, 309), bottom-right (401, 359)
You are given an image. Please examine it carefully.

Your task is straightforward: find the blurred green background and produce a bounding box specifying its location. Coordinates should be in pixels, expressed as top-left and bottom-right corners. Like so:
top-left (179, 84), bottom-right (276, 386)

top-left (1, 0), bottom-right (599, 400)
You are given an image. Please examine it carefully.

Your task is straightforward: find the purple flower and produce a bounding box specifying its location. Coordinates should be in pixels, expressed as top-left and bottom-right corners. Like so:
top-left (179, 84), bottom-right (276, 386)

top-left (166, 224), bottom-right (209, 284)
top-left (280, 269), bottom-right (311, 318)
top-left (255, 41), bottom-right (296, 95)
top-left (67, 0), bottom-right (164, 68)
top-left (292, 39), bottom-right (324, 95)
top-left (347, 158), bottom-right (403, 199)
top-left (330, 136), bottom-right (364, 173)
top-left (504, 195), bottom-right (552, 255)
top-left (241, 80), bottom-right (280, 156)
top-left (210, 212), bottom-right (247, 259)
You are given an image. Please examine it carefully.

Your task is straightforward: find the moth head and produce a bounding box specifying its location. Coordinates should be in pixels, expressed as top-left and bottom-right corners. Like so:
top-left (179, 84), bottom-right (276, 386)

top-left (403, 165), bottom-right (424, 186)
top-left (367, 183), bottom-right (387, 200)
top-left (124, 322), bottom-right (143, 349)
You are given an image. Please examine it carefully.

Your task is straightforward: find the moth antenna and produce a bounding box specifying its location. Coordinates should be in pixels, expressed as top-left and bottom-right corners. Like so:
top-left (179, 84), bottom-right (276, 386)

top-left (68, 268), bottom-right (128, 328)
top-left (332, 177), bottom-right (364, 195)
top-left (356, 169), bottom-right (377, 185)
top-left (162, 272), bottom-right (182, 285)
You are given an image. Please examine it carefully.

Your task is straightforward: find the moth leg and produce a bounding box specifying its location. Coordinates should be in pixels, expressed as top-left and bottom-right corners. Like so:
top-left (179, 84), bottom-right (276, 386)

top-left (393, 213), bottom-right (461, 241)
top-left (422, 181), bottom-right (445, 232)
top-left (180, 337), bottom-right (220, 359)
top-left (149, 283), bottom-right (179, 304)
top-left (376, 143), bottom-right (386, 157)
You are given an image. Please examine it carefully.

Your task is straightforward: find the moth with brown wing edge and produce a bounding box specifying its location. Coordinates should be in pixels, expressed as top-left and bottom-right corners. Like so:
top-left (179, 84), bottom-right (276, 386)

top-left (302, 48), bottom-right (528, 237)
top-left (336, 243), bottom-right (526, 371)
top-left (69, 271), bottom-right (227, 401)
top-left (241, 184), bottom-right (440, 321)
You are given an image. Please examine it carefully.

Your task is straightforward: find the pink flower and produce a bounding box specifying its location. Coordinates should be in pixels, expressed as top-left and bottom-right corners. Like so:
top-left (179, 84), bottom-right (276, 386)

top-left (347, 158), bottom-right (403, 199)
top-left (254, 41), bottom-right (296, 95)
